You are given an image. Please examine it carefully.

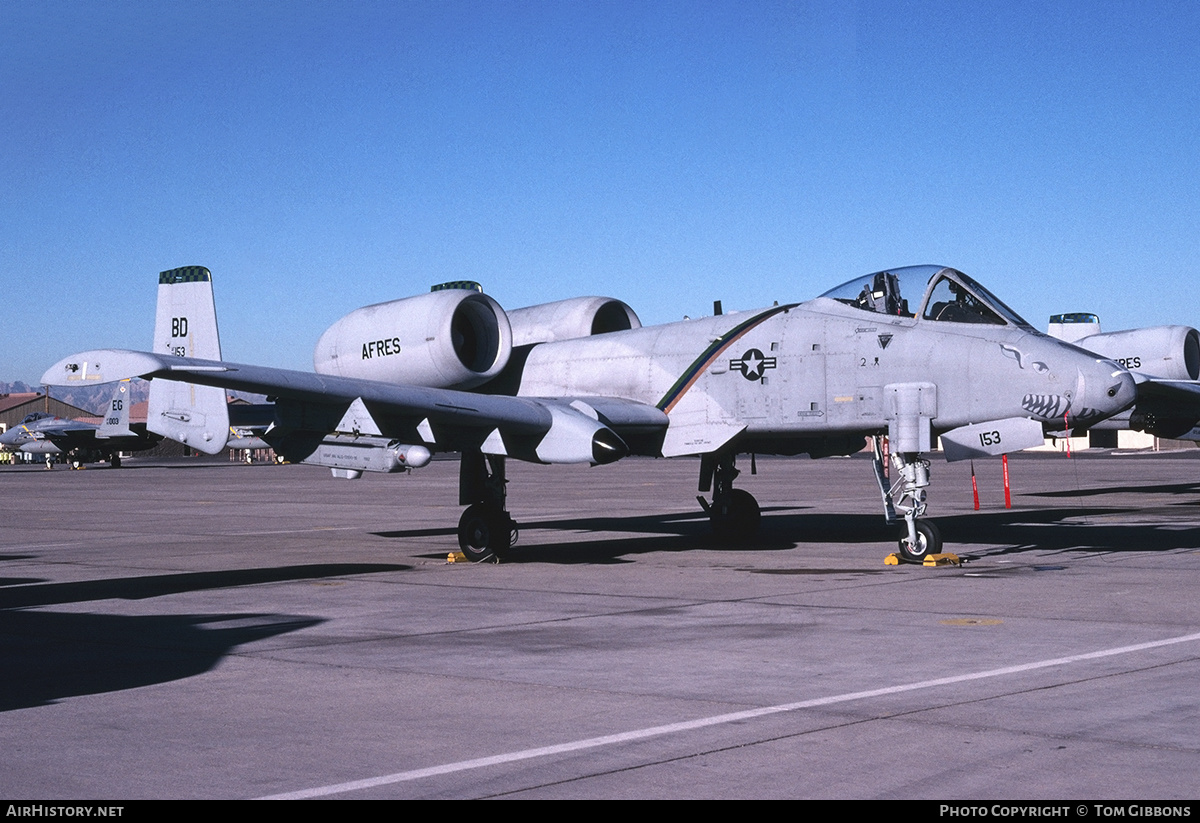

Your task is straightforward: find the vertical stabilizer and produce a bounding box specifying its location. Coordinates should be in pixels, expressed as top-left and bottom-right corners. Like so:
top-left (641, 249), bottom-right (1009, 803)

top-left (148, 266), bottom-right (230, 454)
top-left (1047, 312), bottom-right (1101, 343)
top-left (97, 380), bottom-right (134, 438)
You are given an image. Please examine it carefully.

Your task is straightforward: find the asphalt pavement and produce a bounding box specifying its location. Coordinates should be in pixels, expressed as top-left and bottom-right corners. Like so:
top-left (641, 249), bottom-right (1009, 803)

top-left (3, 450), bottom-right (1199, 799)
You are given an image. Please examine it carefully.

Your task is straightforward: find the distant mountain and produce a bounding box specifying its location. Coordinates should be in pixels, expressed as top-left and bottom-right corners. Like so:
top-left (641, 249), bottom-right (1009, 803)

top-left (1, 379), bottom-right (266, 415)
top-left (0, 380), bottom-right (37, 395)
top-left (0, 379), bottom-right (151, 416)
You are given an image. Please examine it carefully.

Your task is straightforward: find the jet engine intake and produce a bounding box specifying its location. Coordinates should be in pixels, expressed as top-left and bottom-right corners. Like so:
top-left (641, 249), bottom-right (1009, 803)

top-left (314, 290), bottom-right (512, 389)
top-left (507, 296), bottom-right (641, 347)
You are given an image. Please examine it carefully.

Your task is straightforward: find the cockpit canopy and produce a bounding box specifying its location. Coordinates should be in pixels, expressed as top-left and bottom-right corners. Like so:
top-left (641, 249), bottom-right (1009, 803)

top-left (18, 412), bottom-right (53, 425)
top-left (819, 265), bottom-right (1033, 329)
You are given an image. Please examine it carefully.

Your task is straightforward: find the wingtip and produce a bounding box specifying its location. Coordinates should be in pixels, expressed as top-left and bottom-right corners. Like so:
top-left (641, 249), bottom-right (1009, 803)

top-left (40, 350), bottom-right (164, 386)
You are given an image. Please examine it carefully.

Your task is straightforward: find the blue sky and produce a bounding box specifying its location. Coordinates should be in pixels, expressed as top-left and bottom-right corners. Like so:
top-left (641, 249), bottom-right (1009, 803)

top-left (3, 1), bottom-right (1199, 383)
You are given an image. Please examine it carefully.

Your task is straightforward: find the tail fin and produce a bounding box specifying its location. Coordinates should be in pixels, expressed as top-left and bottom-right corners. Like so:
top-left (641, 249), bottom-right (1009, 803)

top-left (97, 380), bottom-right (134, 438)
top-left (1047, 312), bottom-right (1101, 343)
top-left (147, 266), bottom-right (230, 454)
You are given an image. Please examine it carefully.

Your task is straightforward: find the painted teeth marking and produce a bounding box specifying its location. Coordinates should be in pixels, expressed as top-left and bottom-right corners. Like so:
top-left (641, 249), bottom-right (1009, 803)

top-left (1022, 394), bottom-right (1066, 418)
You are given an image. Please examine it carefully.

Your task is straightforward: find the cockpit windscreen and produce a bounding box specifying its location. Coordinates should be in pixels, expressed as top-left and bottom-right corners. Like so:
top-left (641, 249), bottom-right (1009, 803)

top-left (819, 265), bottom-right (1032, 329)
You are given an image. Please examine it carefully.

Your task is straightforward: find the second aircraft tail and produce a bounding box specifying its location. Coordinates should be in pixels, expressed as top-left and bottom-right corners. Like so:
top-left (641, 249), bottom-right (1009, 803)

top-left (96, 380), bottom-right (134, 438)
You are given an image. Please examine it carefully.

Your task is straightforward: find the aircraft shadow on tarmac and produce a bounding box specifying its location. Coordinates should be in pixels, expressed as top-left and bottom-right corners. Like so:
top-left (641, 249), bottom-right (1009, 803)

top-left (0, 563), bottom-right (409, 711)
top-left (933, 508), bottom-right (1200, 556)
top-left (1027, 481), bottom-right (1200, 499)
top-left (382, 504), bottom-right (1200, 564)
top-left (0, 610), bottom-right (321, 711)
top-left (0, 563), bottom-right (411, 610)
top-left (381, 506), bottom-right (813, 565)
top-left (0, 460), bottom-right (248, 473)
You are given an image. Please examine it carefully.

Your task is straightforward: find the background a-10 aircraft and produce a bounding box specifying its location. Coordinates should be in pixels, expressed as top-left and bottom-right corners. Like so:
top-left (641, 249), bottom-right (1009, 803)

top-left (46, 262), bottom-right (1199, 563)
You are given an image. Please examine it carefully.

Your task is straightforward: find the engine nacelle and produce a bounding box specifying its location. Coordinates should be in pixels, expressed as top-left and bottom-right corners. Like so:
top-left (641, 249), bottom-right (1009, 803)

top-left (314, 290), bottom-right (512, 389)
top-left (1077, 326), bottom-right (1200, 380)
top-left (507, 296), bottom-right (640, 347)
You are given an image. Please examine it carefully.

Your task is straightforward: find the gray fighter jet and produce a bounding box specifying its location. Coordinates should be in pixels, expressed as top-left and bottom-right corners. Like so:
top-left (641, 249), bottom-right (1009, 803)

top-left (0, 381), bottom-right (159, 467)
top-left (42, 265), bottom-right (1136, 560)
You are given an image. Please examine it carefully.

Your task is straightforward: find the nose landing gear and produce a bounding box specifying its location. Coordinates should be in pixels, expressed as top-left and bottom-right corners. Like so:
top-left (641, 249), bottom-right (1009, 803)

top-left (871, 435), bottom-right (943, 561)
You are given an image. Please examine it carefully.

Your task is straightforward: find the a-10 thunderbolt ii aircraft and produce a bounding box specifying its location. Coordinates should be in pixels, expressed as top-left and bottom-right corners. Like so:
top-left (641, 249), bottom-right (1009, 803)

top-left (41, 264), bottom-right (1137, 561)
top-left (0, 380), bottom-right (159, 467)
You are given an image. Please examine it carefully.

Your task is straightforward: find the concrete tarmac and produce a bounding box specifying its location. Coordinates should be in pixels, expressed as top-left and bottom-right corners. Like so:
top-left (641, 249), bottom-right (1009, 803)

top-left (2, 450), bottom-right (1200, 799)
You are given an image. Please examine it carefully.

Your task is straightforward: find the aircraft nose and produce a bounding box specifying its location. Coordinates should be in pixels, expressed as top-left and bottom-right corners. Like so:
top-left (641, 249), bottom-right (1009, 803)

top-left (1075, 362), bottom-right (1137, 423)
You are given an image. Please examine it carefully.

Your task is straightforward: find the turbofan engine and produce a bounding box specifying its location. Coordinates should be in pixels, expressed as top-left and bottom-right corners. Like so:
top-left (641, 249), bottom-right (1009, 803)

top-left (1077, 325), bottom-right (1200, 381)
top-left (507, 296), bottom-right (640, 346)
top-left (314, 290), bottom-right (512, 389)
top-left (1076, 326), bottom-right (1200, 438)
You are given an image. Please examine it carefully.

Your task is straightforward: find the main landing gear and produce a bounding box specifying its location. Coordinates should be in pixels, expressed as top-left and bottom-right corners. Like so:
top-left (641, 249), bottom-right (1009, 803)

top-left (457, 451), bottom-right (517, 562)
top-left (698, 452), bottom-right (760, 540)
top-left (871, 435), bottom-right (943, 561)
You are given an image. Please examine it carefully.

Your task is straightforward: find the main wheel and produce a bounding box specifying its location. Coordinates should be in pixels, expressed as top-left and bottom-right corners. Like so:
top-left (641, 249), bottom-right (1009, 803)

top-left (457, 504), bottom-right (512, 562)
top-left (711, 489), bottom-right (761, 541)
top-left (110, 454), bottom-right (121, 468)
top-left (897, 519), bottom-right (942, 562)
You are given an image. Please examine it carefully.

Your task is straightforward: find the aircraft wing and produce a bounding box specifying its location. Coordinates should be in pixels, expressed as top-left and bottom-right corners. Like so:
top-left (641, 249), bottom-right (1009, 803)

top-left (1127, 373), bottom-right (1200, 437)
top-left (1132, 374), bottom-right (1200, 413)
top-left (23, 419), bottom-right (103, 449)
top-left (33, 422), bottom-right (94, 441)
top-left (41, 349), bottom-right (667, 464)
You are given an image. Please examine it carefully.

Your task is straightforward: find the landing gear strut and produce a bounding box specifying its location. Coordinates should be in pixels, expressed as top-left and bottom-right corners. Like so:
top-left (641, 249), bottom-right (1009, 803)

top-left (698, 452), bottom-right (760, 541)
top-left (457, 451), bottom-right (517, 562)
top-left (871, 435), bottom-right (942, 561)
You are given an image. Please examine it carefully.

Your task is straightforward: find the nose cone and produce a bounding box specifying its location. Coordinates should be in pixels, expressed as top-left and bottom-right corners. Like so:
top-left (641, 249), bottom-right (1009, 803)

top-left (1073, 360), bottom-right (1137, 424)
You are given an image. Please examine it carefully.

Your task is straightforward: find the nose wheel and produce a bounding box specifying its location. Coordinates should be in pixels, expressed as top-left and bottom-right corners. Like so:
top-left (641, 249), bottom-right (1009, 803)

top-left (897, 519), bottom-right (941, 562)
